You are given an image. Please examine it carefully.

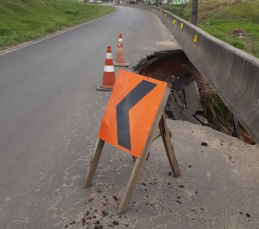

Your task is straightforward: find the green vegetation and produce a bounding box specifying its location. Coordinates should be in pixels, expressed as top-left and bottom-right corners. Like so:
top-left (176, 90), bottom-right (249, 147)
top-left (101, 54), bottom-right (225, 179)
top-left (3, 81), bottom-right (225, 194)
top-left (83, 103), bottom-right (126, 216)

top-left (161, 0), bottom-right (259, 58)
top-left (195, 73), bottom-right (233, 133)
top-left (0, 0), bottom-right (114, 50)
top-left (202, 93), bottom-right (233, 128)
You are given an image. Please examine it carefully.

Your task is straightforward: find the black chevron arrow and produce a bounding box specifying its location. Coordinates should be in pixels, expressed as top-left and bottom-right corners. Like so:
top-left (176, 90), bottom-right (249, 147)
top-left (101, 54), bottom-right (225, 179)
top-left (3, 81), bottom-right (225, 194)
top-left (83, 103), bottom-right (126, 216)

top-left (116, 80), bottom-right (157, 150)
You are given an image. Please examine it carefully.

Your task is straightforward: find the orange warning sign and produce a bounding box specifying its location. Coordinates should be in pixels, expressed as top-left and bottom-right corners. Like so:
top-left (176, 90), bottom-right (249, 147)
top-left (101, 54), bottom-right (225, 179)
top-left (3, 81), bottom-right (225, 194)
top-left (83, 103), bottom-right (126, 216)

top-left (98, 69), bottom-right (167, 158)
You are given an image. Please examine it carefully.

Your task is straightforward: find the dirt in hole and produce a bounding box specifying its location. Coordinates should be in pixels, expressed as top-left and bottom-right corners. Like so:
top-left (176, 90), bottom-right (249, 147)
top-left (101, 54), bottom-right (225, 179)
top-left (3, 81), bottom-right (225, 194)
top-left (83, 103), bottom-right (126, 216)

top-left (141, 52), bottom-right (195, 83)
top-left (139, 51), bottom-right (255, 145)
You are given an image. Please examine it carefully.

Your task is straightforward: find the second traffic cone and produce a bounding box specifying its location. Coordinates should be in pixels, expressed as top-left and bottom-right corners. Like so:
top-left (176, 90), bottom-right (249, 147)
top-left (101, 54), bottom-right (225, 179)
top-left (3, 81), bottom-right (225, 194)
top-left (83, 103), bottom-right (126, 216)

top-left (114, 34), bottom-right (129, 67)
top-left (96, 46), bottom-right (115, 91)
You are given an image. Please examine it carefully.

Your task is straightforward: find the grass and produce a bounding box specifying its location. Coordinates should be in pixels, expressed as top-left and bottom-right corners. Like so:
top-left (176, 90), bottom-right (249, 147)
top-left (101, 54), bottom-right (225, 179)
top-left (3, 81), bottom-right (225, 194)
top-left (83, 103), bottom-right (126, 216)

top-left (161, 0), bottom-right (259, 58)
top-left (195, 73), bottom-right (233, 131)
top-left (202, 93), bottom-right (233, 128)
top-left (0, 0), bottom-right (114, 50)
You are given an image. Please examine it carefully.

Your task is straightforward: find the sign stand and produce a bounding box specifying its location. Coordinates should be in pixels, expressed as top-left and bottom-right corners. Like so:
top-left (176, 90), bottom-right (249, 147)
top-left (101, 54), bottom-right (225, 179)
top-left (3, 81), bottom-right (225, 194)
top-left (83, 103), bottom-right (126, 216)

top-left (83, 87), bottom-right (180, 214)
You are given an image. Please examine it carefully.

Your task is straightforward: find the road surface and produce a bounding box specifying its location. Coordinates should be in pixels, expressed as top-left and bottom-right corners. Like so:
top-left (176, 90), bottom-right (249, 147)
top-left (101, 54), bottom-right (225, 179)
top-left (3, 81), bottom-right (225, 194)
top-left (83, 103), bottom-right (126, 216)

top-left (1, 5), bottom-right (258, 229)
top-left (0, 5), bottom-right (179, 228)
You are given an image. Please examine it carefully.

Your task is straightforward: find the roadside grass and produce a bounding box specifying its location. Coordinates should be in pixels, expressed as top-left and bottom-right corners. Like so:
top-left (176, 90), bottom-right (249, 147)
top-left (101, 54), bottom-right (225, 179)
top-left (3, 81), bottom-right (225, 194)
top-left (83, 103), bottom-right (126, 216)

top-left (0, 0), bottom-right (114, 50)
top-left (161, 0), bottom-right (259, 58)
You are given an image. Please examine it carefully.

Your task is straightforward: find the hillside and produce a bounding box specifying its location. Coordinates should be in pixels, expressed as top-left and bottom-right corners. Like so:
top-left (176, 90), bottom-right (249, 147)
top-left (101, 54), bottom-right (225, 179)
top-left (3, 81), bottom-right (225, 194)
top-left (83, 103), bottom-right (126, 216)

top-left (0, 0), bottom-right (114, 50)
top-left (162, 0), bottom-right (259, 58)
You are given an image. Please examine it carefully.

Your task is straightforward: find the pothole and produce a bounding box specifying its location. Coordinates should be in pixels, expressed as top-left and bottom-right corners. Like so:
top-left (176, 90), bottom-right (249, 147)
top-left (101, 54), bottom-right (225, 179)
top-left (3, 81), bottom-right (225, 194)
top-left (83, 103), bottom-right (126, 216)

top-left (133, 49), bottom-right (255, 145)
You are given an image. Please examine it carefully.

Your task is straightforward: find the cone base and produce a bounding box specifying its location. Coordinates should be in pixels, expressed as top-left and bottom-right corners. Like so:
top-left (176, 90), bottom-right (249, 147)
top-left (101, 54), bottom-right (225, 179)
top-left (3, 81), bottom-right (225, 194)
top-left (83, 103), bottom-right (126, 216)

top-left (96, 84), bottom-right (113, 92)
top-left (114, 62), bottom-right (130, 67)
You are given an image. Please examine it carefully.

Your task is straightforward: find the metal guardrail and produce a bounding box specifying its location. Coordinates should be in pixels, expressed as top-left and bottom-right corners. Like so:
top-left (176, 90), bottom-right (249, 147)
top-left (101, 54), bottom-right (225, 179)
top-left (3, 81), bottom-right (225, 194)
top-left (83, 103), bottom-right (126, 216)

top-left (142, 5), bottom-right (259, 144)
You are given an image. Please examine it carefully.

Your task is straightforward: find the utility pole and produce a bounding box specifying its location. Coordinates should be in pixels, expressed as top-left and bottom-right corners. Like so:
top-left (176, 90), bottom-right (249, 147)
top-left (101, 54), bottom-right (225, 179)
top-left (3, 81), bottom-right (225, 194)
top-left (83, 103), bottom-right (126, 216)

top-left (156, 0), bottom-right (158, 7)
top-left (191, 0), bottom-right (198, 25)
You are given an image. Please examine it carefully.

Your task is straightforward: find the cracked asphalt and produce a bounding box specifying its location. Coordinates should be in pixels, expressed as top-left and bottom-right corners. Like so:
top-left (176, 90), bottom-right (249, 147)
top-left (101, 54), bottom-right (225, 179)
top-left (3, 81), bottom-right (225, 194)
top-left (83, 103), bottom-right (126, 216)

top-left (0, 5), bottom-right (258, 229)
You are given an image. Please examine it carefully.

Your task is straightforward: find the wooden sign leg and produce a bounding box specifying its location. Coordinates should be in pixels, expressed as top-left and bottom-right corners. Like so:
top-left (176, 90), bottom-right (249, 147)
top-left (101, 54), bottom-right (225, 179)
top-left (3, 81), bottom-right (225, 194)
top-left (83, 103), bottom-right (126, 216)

top-left (159, 112), bottom-right (181, 177)
top-left (132, 155), bottom-right (137, 162)
top-left (83, 138), bottom-right (105, 188)
top-left (118, 148), bottom-right (150, 213)
top-left (118, 88), bottom-right (170, 214)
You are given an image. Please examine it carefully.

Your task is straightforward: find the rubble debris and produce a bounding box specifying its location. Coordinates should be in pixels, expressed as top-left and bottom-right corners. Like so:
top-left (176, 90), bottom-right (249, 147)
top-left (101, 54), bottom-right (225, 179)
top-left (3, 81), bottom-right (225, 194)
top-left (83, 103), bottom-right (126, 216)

top-left (166, 99), bottom-right (201, 125)
top-left (69, 220), bottom-right (76, 225)
top-left (233, 28), bottom-right (245, 38)
top-left (112, 221), bottom-right (119, 225)
top-left (102, 210), bottom-right (108, 217)
top-left (88, 197), bottom-right (94, 202)
top-left (113, 196), bottom-right (118, 201)
top-left (195, 80), bottom-right (203, 90)
top-left (171, 75), bottom-right (190, 92)
top-left (195, 114), bottom-right (208, 125)
top-left (183, 81), bottom-right (202, 115)
top-left (172, 91), bottom-right (184, 108)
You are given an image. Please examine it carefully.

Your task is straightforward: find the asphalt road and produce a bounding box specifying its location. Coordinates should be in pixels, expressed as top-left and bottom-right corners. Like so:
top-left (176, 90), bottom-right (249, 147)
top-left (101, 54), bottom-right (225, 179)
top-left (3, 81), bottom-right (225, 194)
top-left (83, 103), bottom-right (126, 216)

top-left (0, 6), bottom-right (179, 228)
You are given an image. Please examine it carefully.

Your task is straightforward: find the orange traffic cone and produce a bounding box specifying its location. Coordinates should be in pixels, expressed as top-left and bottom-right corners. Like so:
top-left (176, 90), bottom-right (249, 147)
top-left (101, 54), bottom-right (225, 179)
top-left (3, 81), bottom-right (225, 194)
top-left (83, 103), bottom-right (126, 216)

top-left (114, 34), bottom-right (129, 67)
top-left (96, 46), bottom-right (116, 91)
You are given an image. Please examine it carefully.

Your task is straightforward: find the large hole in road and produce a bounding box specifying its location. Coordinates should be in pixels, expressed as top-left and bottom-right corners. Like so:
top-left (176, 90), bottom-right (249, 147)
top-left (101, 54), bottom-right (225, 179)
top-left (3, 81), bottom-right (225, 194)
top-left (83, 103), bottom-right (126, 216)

top-left (133, 50), bottom-right (255, 145)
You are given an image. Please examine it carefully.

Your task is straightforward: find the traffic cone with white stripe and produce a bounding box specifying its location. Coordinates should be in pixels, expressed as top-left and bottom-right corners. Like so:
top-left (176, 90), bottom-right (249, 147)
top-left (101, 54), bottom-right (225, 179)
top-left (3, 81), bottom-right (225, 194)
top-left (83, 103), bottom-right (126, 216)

top-left (96, 46), bottom-right (115, 91)
top-left (114, 34), bottom-right (129, 67)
